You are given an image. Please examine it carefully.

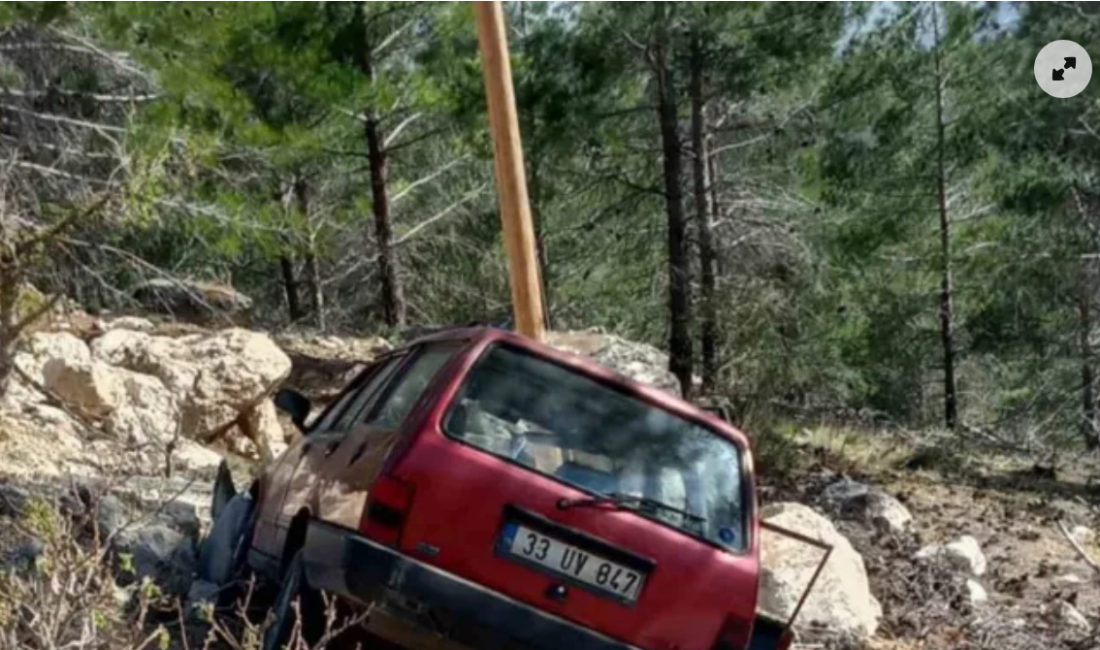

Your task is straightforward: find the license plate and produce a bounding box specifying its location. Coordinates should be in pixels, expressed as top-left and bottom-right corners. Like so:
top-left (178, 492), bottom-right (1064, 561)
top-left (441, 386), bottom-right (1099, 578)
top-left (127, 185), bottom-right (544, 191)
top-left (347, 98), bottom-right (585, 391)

top-left (500, 523), bottom-right (645, 602)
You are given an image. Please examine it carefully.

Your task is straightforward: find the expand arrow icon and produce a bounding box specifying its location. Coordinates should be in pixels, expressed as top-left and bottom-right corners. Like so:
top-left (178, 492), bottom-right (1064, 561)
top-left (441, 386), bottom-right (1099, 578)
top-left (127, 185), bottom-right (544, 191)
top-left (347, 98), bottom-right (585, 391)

top-left (1066, 56), bottom-right (1077, 69)
top-left (1054, 68), bottom-right (1065, 81)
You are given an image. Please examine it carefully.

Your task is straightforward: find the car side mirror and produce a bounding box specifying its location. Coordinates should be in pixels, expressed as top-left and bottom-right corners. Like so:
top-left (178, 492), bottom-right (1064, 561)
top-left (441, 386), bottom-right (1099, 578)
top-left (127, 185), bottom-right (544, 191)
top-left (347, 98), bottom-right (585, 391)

top-left (274, 388), bottom-right (311, 432)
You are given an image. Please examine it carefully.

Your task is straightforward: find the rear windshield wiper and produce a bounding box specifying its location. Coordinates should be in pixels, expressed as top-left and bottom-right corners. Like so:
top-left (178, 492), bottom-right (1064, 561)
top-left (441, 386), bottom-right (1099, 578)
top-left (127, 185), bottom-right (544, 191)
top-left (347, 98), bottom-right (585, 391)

top-left (557, 492), bottom-right (706, 524)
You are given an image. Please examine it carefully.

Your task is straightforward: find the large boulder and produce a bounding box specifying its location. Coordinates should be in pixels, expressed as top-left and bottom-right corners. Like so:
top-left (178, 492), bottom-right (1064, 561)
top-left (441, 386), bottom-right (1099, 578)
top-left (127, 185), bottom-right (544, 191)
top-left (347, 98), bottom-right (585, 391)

top-left (546, 330), bottom-right (681, 394)
top-left (0, 404), bottom-right (91, 477)
top-left (92, 330), bottom-right (193, 391)
top-left (759, 502), bottom-right (882, 641)
top-left (92, 328), bottom-right (291, 446)
top-left (11, 331), bottom-right (91, 388)
top-left (105, 371), bottom-right (179, 445)
top-left (237, 400), bottom-right (287, 461)
top-left (821, 478), bottom-right (913, 535)
top-left (41, 357), bottom-right (127, 418)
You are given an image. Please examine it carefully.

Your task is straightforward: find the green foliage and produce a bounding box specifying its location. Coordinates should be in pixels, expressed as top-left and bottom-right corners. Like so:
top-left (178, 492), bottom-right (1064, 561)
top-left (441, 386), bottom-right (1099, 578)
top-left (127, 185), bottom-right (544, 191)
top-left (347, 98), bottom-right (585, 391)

top-left (7, 1), bottom-right (1100, 450)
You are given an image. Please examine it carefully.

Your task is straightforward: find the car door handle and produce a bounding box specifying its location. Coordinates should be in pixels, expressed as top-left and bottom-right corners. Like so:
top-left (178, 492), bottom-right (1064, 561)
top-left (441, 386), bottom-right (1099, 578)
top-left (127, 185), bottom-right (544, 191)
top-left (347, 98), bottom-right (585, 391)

top-left (323, 441), bottom-right (340, 458)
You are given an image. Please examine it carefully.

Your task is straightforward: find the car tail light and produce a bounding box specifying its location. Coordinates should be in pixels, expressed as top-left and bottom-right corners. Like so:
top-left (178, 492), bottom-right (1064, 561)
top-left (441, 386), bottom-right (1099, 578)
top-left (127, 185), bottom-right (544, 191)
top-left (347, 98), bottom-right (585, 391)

top-left (359, 474), bottom-right (414, 547)
top-left (712, 615), bottom-right (753, 650)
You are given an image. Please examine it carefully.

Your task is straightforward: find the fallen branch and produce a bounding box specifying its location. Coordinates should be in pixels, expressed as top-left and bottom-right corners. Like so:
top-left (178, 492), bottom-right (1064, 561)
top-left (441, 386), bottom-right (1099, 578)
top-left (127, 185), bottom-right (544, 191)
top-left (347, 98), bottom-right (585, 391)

top-left (1057, 519), bottom-right (1100, 577)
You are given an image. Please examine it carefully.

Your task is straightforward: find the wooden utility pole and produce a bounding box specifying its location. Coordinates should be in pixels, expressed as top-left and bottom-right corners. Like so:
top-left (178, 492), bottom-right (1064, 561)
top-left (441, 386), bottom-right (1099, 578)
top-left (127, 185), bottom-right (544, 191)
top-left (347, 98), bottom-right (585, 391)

top-left (474, 0), bottom-right (546, 342)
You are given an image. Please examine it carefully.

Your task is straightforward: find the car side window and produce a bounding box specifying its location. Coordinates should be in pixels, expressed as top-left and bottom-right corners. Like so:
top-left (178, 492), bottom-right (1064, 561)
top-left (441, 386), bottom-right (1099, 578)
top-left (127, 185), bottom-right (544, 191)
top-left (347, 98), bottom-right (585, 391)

top-left (363, 346), bottom-right (458, 429)
top-left (310, 370), bottom-right (373, 432)
top-left (331, 356), bottom-right (404, 431)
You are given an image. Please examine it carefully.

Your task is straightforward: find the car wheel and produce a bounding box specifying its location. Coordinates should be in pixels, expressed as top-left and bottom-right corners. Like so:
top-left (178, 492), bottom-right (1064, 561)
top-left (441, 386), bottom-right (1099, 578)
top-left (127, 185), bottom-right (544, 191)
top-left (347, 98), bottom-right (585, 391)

top-left (261, 550), bottom-right (323, 650)
top-left (197, 494), bottom-right (255, 604)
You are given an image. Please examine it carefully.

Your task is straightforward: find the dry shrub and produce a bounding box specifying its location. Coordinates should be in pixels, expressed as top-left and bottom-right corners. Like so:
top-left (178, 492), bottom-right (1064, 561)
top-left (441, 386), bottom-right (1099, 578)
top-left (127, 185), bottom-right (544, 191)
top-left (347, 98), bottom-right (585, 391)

top-left (0, 495), bottom-right (171, 650)
top-left (0, 490), bottom-right (368, 650)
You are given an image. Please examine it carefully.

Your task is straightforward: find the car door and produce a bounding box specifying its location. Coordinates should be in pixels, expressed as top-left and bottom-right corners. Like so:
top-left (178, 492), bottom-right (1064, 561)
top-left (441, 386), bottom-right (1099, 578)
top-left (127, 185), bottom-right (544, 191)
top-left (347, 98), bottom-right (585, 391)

top-left (314, 343), bottom-right (462, 529)
top-left (251, 369), bottom-right (371, 561)
top-left (271, 352), bottom-right (409, 556)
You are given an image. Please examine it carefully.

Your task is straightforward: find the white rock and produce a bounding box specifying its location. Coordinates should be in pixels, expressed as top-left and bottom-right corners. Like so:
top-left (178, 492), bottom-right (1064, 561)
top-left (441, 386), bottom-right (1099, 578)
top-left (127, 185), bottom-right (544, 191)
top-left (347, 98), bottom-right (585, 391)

top-left (966, 579), bottom-right (988, 605)
top-left (107, 316), bottom-right (155, 332)
top-left (916, 535), bottom-right (987, 577)
top-left (759, 502), bottom-right (881, 640)
top-left (12, 331), bottom-right (92, 392)
top-left (1057, 601), bottom-right (1091, 631)
top-left (172, 440), bottom-right (224, 474)
top-left (546, 330), bottom-right (681, 394)
top-left (42, 357), bottom-right (127, 417)
top-left (92, 330), bottom-right (196, 392)
top-left (106, 371), bottom-right (178, 444)
top-left (1072, 525), bottom-right (1095, 546)
top-left (0, 405), bottom-right (88, 477)
top-left (238, 400), bottom-right (286, 461)
top-left (93, 328), bottom-right (291, 442)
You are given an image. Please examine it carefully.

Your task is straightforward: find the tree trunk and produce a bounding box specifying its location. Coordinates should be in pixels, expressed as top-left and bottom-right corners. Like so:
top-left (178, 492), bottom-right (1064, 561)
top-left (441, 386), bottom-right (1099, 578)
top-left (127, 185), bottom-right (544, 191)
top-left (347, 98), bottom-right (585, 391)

top-left (305, 248), bottom-right (324, 332)
top-left (529, 157), bottom-right (552, 330)
top-left (356, 17), bottom-right (405, 330)
top-left (932, 4), bottom-right (957, 431)
top-left (366, 114), bottom-right (404, 328)
top-left (292, 178), bottom-right (325, 331)
top-left (279, 255), bottom-right (304, 323)
top-left (1080, 256), bottom-right (1098, 449)
top-left (654, 2), bottom-right (693, 399)
top-left (0, 262), bottom-right (18, 396)
top-left (690, 34), bottom-right (717, 394)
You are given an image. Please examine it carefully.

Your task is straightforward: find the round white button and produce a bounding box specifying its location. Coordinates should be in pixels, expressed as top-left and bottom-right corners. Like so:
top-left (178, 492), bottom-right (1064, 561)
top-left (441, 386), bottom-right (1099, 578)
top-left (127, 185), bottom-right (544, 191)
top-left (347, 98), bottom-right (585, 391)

top-left (1035, 40), bottom-right (1092, 98)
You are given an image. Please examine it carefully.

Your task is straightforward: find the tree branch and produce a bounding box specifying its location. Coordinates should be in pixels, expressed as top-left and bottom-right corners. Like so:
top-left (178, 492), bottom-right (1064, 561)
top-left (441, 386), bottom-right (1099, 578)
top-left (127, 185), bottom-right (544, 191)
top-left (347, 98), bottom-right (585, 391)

top-left (372, 19), bottom-right (416, 58)
top-left (383, 112), bottom-right (424, 149)
top-left (14, 194), bottom-right (110, 258)
top-left (391, 155), bottom-right (469, 204)
top-left (0, 87), bottom-right (161, 103)
top-left (396, 183), bottom-right (487, 244)
top-left (1058, 519), bottom-right (1100, 577)
top-left (0, 103), bottom-right (126, 136)
top-left (386, 126), bottom-right (448, 154)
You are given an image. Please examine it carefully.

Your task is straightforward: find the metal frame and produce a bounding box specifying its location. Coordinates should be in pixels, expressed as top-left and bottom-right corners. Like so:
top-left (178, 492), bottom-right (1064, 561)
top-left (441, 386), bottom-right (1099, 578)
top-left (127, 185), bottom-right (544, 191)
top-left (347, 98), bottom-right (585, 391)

top-left (758, 520), bottom-right (834, 633)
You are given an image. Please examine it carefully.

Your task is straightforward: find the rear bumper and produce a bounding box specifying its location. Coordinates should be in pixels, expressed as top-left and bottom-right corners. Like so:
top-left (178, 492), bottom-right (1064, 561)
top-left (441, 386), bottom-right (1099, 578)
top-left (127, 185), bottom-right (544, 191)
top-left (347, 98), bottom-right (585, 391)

top-left (304, 521), bottom-right (642, 650)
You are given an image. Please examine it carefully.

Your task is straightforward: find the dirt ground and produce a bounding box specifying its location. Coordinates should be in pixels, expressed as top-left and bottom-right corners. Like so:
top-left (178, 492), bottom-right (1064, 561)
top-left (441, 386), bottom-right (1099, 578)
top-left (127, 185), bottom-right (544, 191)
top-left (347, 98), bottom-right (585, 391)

top-left (761, 427), bottom-right (1100, 650)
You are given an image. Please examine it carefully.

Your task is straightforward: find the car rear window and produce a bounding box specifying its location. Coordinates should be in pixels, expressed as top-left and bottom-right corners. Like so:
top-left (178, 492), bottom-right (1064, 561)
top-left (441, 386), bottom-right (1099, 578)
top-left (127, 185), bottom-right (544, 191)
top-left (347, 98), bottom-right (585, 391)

top-left (442, 344), bottom-right (746, 552)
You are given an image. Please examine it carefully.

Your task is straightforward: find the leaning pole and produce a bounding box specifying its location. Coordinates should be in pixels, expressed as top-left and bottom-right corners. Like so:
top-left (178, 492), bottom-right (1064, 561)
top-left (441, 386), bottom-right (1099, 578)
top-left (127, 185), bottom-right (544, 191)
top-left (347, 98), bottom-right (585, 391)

top-left (473, 0), bottom-right (546, 343)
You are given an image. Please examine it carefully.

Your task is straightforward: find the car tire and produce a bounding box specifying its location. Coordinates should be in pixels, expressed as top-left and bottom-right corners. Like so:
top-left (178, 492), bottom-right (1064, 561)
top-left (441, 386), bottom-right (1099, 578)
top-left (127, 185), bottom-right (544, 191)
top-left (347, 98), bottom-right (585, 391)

top-left (261, 550), bottom-right (323, 650)
top-left (197, 494), bottom-right (254, 601)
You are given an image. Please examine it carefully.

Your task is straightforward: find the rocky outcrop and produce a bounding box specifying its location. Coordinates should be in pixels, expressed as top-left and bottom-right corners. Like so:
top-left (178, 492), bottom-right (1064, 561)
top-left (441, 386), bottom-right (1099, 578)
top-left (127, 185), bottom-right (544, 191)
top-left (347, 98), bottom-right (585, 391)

top-left (91, 327), bottom-right (291, 457)
top-left (759, 502), bottom-right (882, 641)
top-left (275, 332), bottom-right (391, 401)
top-left (3, 323), bottom-right (289, 476)
top-left (546, 329), bottom-right (682, 394)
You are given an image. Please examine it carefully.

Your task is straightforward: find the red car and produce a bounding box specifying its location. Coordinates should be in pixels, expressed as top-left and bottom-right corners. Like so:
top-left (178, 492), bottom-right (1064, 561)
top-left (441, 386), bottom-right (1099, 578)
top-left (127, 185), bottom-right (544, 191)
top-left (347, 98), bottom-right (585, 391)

top-left (199, 327), bottom-right (814, 650)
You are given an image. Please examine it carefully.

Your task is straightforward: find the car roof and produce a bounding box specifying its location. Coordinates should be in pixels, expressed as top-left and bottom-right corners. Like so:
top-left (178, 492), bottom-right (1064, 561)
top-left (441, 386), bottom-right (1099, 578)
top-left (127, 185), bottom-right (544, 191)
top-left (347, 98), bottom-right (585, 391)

top-left (404, 326), bottom-right (752, 451)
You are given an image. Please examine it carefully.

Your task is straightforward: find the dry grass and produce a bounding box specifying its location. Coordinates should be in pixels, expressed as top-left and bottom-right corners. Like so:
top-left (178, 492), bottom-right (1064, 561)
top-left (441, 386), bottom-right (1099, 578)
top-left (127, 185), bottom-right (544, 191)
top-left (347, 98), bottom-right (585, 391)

top-left (0, 486), bottom-right (368, 650)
